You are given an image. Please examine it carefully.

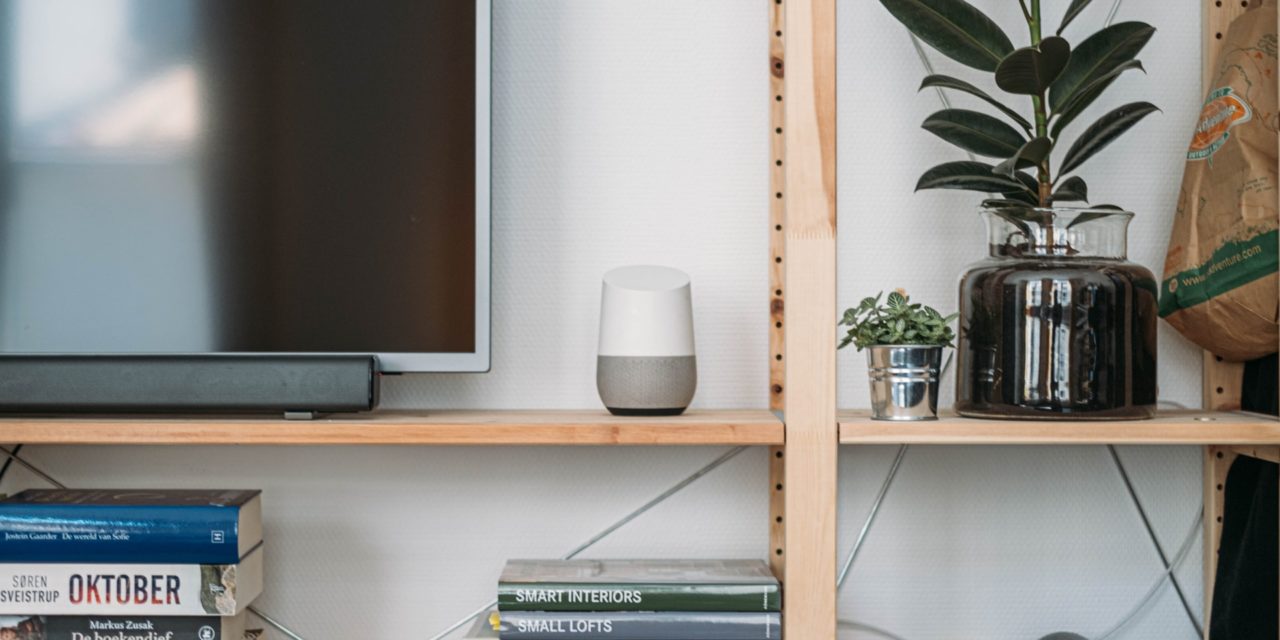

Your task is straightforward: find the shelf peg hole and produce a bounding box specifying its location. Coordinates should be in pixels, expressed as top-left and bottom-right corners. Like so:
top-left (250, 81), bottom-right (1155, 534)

top-left (775, 516), bottom-right (783, 523)
top-left (775, 450), bottom-right (783, 458)
top-left (1217, 386), bottom-right (1225, 394)
top-left (775, 548), bottom-right (783, 556)
top-left (1217, 451), bottom-right (1225, 459)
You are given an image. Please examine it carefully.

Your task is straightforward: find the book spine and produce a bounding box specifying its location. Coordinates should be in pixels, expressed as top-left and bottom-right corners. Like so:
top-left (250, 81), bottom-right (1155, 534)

top-left (496, 582), bottom-right (780, 612)
top-left (0, 560), bottom-right (247, 616)
top-left (37, 613), bottom-right (244, 640)
top-left (495, 612), bottom-right (782, 640)
top-left (0, 505), bottom-right (241, 563)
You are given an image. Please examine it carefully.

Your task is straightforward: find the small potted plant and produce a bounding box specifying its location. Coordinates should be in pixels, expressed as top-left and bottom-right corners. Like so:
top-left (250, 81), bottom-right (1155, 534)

top-left (879, 0), bottom-right (1161, 420)
top-left (839, 290), bottom-right (957, 421)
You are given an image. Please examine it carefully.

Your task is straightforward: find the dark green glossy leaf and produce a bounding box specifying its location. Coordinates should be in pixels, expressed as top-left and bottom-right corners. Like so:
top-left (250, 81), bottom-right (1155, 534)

top-left (1056, 0), bottom-right (1093, 35)
top-left (1060, 102), bottom-right (1160, 174)
top-left (993, 137), bottom-right (1052, 177)
top-left (879, 0), bottom-right (1014, 71)
top-left (915, 160), bottom-right (1026, 193)
top-left (1052, 176), bottom-right (1089, 202)
top-left (1050, 60), bottom-right (1146, 138)
top-left (919, 74), bottom-right (1033, 130)
top-left (995, 37), bottom-right (1071, 95)
top-left (1066, 208), bottom-right (1125, 228)
top-left (1049, 22), bottom-right (1155, 112)
top-left (922, 109), bottom-right (1026, 158)
top-left (982, 198), bottom-right (1035, 208)
top-left (1013, 170), bottom-right (1041, 194)
top-left (999, 189), bottom-right (1040, 206)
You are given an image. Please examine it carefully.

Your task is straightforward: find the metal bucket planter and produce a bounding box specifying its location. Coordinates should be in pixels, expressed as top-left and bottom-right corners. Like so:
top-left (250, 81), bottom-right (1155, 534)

top-left (866, 345), bottom-right (942, 421)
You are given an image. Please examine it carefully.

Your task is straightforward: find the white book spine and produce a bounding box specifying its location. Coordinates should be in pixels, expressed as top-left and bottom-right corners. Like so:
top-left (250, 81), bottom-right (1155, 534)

top-left (0, 545), bottom-right (262, 616)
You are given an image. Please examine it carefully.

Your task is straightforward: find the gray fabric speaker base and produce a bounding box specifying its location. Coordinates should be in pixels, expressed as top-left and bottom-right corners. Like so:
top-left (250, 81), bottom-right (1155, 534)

top-left (597, 355), bottom-right (696, 412)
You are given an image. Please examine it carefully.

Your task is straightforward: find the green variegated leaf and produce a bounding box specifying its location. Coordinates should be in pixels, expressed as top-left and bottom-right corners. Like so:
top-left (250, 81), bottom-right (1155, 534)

top-left (1051, 60), bottom-right (1146, 138)
top-left (919, 74), bottom-right (1033, 130)
top-left (922, 109), bottom-right (1027, 158)
top-left (915, 161), bottom-right (1027, 193)
top-left (995, 37), bottom-right (1071, 95)
top-left (879, 0), bottom-right (1014, 71)
top-left (1049, 22), bottom-right (1155, 112)
top-left (1056, 0), bottom-right (1093, 35)
top-left (1060, 102), bottom-right (1159, 174)
top-left (1052, 176), bottom-right (1089, 202)
top-left (993, 137), bottom-right (1052, 177)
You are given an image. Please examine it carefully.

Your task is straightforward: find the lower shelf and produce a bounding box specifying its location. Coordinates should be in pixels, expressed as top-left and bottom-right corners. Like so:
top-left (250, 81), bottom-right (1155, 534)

top-left (0, 409), bottom-right (784, 446)
top-left (839, 409), bottom-right (1280, 445)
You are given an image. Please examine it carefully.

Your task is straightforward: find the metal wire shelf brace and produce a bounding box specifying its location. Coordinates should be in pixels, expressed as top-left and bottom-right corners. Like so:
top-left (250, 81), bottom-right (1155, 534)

top-left (0, 444), bottom-right (753, 640)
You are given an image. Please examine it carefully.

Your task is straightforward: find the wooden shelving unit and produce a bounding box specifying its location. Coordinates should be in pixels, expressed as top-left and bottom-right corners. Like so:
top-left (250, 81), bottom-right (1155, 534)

top-left (0, 410), bottom-right (783, 446)
top-left (840, 411), bottom-right (1280, 446)
top-left (4, 1), bottom-right (1274, 638)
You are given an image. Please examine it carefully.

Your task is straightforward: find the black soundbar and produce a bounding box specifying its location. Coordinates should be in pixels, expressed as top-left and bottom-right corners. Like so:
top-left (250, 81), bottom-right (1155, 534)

top-left (0, 355), bottom-right (379, 414)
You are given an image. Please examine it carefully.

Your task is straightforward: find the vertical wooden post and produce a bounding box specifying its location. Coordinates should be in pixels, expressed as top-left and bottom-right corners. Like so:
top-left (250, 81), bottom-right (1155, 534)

top-left (1204, 445), bottom-right (1237, 637)
top-left (782, 0), bottom-right (838, 637)
top-left (1199, 2), bottom-right (1256, 634)
top-left (768, 0), bottom-right (788, 586)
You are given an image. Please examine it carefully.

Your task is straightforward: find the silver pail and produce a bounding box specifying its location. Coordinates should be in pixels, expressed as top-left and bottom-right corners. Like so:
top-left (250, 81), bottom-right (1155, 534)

top-left (866, 345), bottom-right (942, 421)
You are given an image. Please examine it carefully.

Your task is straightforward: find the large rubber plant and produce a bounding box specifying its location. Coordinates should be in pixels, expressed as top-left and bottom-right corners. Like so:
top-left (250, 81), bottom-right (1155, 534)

top-left (880, 0), bottom-right (1158, 210)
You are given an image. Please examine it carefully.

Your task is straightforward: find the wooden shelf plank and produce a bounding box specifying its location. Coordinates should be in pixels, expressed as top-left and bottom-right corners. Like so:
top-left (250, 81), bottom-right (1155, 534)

top-left (839, 410), bottom-right (1280, 445)
top-left (0, 409), bottom-right (783, 446)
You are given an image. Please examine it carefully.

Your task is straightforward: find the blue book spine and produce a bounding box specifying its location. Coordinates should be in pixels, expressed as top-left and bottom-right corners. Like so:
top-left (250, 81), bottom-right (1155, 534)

top-left (0, 505), bottom-right (241, 563)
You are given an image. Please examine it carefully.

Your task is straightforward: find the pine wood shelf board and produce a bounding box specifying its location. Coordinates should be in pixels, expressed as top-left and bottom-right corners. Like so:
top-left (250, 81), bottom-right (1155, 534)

top-left (838, 410), bottom-right (1280, 445)
top-left (0, 409), bottom-right (784, 446)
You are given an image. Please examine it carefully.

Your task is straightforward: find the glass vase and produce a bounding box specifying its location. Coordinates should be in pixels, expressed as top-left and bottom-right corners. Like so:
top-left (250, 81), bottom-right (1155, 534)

top-left (955, 207), bottom-right (1159, 420)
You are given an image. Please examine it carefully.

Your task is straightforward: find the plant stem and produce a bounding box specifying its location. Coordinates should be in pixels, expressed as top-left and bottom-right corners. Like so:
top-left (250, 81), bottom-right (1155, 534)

top-left (1027, 0), bottom-right (1052, 207)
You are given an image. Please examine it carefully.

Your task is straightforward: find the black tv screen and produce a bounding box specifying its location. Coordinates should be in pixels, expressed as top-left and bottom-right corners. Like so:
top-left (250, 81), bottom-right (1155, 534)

top-left (0, 0), bottom-right (491, 373)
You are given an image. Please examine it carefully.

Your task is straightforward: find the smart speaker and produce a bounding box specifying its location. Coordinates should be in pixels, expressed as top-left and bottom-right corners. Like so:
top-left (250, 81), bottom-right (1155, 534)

top-left (597, 266), bottom-right (697, 416)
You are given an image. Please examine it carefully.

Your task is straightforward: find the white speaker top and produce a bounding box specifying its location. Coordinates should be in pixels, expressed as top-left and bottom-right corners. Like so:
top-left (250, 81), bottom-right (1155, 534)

top-left (598, 265), bottom-right (695, 357)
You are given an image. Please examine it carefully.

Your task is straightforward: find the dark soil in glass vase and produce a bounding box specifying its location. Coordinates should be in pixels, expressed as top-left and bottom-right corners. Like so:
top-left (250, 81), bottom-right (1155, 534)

top-left (955, 207), bottom-right (1158, 420)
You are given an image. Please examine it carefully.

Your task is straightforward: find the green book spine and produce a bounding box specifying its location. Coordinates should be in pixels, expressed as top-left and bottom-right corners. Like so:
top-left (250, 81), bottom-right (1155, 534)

top-left (496, 582), bottom-right (780, 612)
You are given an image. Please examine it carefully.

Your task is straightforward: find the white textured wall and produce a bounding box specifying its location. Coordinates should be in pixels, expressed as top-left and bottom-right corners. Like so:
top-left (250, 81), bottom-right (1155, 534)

top-left (2, 2), bottom-right (1212, 639)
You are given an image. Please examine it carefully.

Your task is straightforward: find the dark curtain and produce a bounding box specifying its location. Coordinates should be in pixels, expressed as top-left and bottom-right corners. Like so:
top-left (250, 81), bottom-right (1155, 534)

top-left (1210, 353), bottom-right (1279, 639)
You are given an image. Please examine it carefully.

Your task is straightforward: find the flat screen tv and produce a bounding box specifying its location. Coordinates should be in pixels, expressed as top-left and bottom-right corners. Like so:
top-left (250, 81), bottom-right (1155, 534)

top-left (0, 0), bottom-right (491, 413)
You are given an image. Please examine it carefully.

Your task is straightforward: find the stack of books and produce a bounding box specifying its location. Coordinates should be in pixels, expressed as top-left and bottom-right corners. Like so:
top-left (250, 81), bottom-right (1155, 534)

top-left (0, 489), bottom-right (265, 640)
top-left (491, 559), bottom-right (781, 639)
